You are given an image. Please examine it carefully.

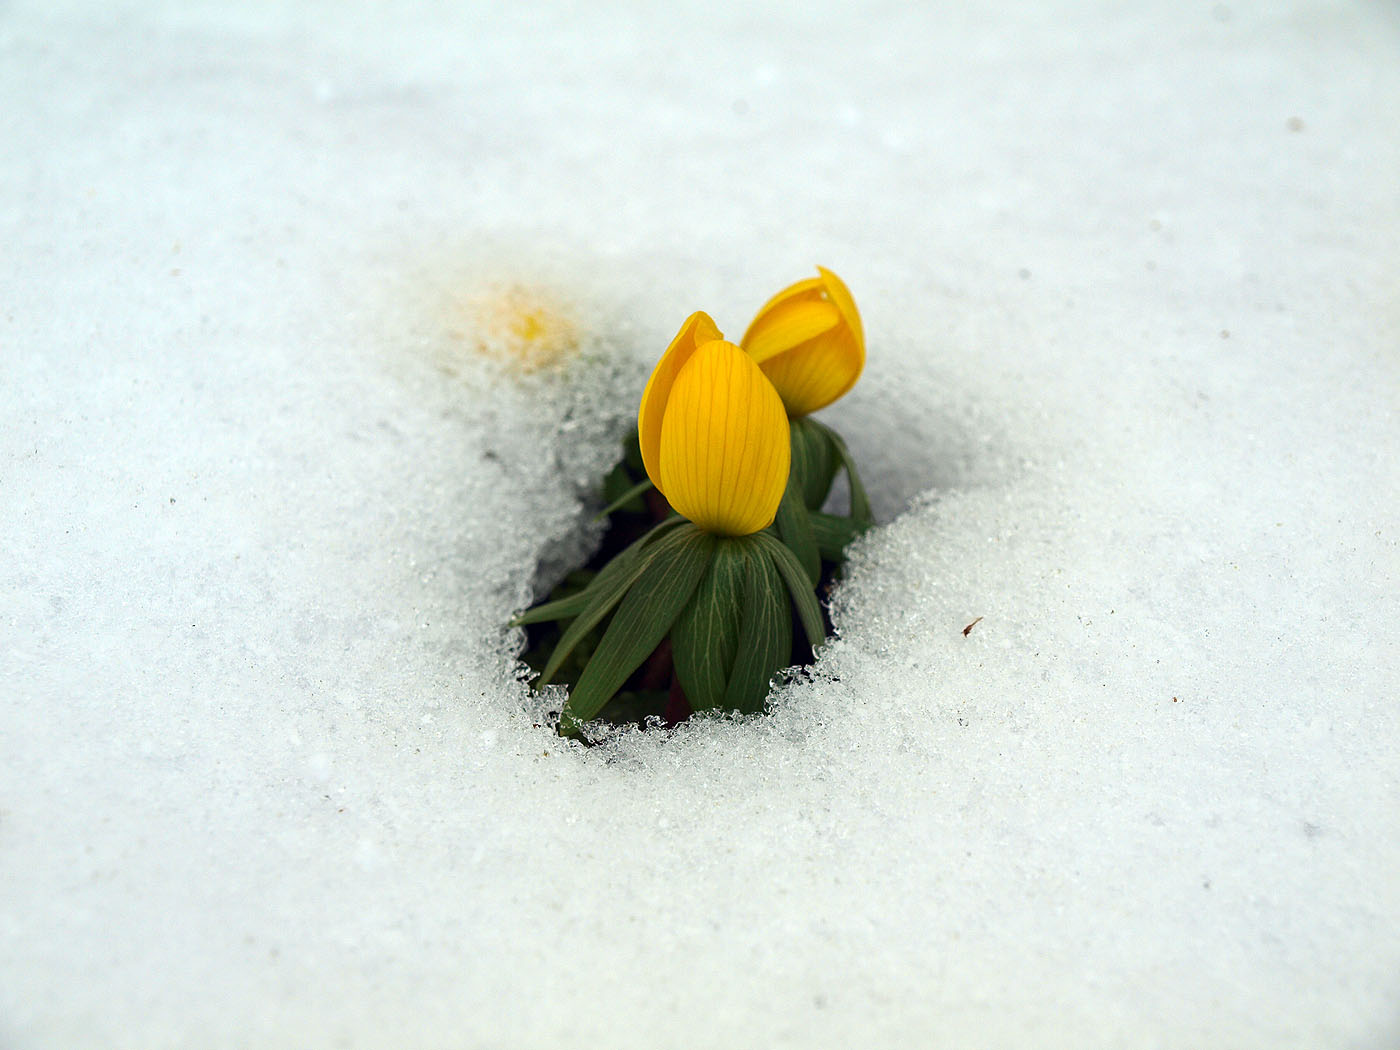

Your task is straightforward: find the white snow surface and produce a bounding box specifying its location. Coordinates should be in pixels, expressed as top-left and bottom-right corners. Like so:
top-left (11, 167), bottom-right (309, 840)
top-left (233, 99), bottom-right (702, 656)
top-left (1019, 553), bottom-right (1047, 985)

top-left (3, 2), bottom-right (1398, 1047)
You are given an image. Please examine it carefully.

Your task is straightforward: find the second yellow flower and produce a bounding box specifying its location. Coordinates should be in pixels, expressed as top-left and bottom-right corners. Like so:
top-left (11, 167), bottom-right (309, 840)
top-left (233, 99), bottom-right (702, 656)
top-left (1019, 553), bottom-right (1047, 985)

top-left (741, 266), bottom-right (865, 418)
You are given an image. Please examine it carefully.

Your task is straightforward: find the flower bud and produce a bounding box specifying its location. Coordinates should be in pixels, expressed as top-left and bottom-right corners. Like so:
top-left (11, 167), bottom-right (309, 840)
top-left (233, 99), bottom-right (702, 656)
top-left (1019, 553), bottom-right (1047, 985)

top-left (639, 317), bottom-right (790, 536)
top-left (741, 266), bottom-right (864, 417)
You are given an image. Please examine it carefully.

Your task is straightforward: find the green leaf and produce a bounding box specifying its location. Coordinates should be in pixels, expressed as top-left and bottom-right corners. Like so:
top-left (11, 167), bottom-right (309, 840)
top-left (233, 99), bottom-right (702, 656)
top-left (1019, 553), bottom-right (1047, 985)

top-left (773, 472), bottom-right (820, 586)
top-left (512, 515), bottom-right (684, 627)
top-left (511, 590), bottom-right (592, 627)
top-left (723, 546), bottom-right (792, 714)
top-left (533, 517), bottom-right (686, 680)
top-left (622, 426), bottom-right (644, 472)
top-left (810, 511), bottom-right (867, 560)
top-left (562, 525), bottom-right (715, 724)
top-left (601, 459), bottom-right (635, 500)
top-left (815, 421), bottom-right (872, 525)
top-left (752, 531), bottom-right (826, 649)
top-left (671, 538), bottom-right (746, 711)
top-left (790, 417), bottom-right (838, 510)
top-left (594, 475), bottom-right (655, 521)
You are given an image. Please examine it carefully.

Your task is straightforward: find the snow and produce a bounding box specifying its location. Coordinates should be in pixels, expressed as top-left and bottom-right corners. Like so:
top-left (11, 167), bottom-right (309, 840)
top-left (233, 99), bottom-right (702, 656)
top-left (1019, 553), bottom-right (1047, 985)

top-left (3, 1), bottom-right (1398, 1047)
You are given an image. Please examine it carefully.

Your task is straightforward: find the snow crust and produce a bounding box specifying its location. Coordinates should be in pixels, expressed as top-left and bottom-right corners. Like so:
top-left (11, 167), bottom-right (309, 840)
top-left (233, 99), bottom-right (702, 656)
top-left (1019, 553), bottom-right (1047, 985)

top-left (3, 2), bottom-right (1398, 1047)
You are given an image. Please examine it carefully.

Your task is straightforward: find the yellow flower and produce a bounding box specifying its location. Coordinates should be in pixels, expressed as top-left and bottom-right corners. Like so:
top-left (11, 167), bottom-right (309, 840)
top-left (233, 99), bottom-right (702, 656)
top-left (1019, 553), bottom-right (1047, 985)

top-left (638, 313), bottom-right (790, 536)
top-left (740, 266), bottom-right (864, 417)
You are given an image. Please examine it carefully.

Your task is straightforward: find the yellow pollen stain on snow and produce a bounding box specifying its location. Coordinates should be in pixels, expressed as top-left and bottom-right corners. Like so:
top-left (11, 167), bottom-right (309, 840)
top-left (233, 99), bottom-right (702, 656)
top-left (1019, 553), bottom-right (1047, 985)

top-left (445, 283), bottom-right (579, 374)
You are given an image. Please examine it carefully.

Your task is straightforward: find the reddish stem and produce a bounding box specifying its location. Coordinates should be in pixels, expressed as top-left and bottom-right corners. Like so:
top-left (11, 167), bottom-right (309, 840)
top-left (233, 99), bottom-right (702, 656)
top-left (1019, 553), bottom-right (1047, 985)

top-left (663, 673), bottom-right (692, 726)
top-left (645, 487), bottom-right (672, 523)
top-left (637, 638), bottom-right (673, 692)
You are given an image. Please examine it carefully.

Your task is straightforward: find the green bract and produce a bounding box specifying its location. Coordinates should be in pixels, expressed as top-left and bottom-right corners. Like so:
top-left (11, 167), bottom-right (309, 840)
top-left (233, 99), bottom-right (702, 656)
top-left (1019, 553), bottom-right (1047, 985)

top-left (518, 521), bottom-right (827, 734)
top-left (771, 416), bottom-right (872, 583)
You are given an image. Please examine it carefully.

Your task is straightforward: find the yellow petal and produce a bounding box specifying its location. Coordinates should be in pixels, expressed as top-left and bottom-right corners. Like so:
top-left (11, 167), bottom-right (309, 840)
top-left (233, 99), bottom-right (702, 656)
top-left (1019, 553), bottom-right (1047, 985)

top-left (758, 326), bottom-right (863, 417)
top-left (657, 340), bottom-right (790, 536)
top-left (816, 266), bottom-right (864, 354)
top-left (741, 276), bottom-right (825, 343)
top-left (637, 311), bottom-right (723, 489)
top-left (741, 298), bottom-right (842, 365)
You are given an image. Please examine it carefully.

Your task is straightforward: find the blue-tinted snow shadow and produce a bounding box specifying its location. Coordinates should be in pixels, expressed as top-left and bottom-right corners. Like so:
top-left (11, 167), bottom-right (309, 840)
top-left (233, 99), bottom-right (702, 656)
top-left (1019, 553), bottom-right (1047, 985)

top-left (824, 366), bottom-right (1016, 524)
